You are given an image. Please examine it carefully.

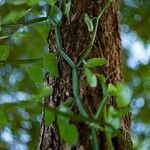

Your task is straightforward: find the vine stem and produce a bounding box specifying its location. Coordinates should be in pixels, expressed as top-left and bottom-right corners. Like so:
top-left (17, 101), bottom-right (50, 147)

top-left (72, 68), bottom-right (89, 117)
top-left (95, 75), bottom-right (109, 120)
top-left (103, 107), bottom-right (114, 150)
top-left (95, 94), bottom-right (109, 120)
top-left (91, 127), bottom-right (101, 150)
top-left (0, 17), bottom-right (48, 40)
top-left (0, 57), bottom-right (43, 65)
top-left (1, 17), bottom-right (48, 27)
top-left (54, 25), bottom-right (100, 150)
top-left (54, 27), bottom-right (89, 117)
top-left (76, 0), bottom-right (112, 67)
top-left (52, 1), bottom-right (112, 149)
top-left (54, 27), bottom-right (75, 68)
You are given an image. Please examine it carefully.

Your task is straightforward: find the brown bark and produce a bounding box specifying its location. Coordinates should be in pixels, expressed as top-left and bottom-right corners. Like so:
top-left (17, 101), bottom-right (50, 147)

top-left (39, 0), bottom-right (132, 149)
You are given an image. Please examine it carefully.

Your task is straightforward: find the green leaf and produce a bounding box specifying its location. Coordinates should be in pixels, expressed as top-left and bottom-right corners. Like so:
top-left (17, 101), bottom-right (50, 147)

top-left (44, 0), bottom-right (57, 6)
top-left (43, 53), bottom-right (59, 77)
top-left (116, 83), bottom-right (131, 107)
top-left (27, 0), bottom-right (40, 5)
top-left (138, 107), bottom-right (150, 124)
top-left (3, 10), bottom-right (24, 23)
top-left (0, 111), bottom-right (7, 128)
top-left (0, 26), bottom-right (2, 32)
top-left (64, 0), bottom-right (71, 18)
top-left (37, 85), bottom-right (53, 97)
top-left (118, 107), bottom-right (131, 117)
top-left (86, 58), bottom-right (107, 68)
top-left (57, 110), bottom-right (70, 124)
top-left (45, 109), bottom-right (55, 125)
top-left (58, 123), bottom-right (79, 145)
top-left (59, 97), bottom-right (75, 108)
top-left (108, 84), bottom-right (117, 96)
top-left (58, 98), bottom-right (74, 123)
top-left (15, 32), bottom-right (23, 41)
top-left (27, 64), bottom-right (43, 83)
top-left (49, 5), bottom-right (62, 25)
top-left (14, 32), bottom-right (27, 41)
top-left (84, 13), bottom-right (94, 32)
top-left (84, 68), bottom-right (97, 87)
top-left (97, 74), bottom-right (106, 84)
top-left (0, 45), bottom-right (9, 61)
top-left (33, 24), bottom-right (49, 42)
top-left (107, 106), bottom-right (120, 136)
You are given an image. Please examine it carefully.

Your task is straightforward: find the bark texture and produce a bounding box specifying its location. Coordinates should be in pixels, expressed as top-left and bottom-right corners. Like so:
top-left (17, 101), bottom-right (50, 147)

top-left (39, 0), bottom-right (132, 149)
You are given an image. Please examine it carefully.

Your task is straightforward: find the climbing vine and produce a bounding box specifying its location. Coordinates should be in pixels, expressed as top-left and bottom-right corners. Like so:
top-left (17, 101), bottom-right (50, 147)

top-left (0, 0), bottom-right (131, 149)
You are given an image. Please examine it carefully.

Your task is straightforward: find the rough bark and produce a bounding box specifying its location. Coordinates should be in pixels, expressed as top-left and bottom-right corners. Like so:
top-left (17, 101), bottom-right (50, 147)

top-left (39, 0), bottom-right (132, 149)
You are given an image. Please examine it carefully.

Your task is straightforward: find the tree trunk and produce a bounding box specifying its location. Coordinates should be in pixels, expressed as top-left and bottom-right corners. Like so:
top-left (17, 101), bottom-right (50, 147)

top-left (39, 0), bottom-right (132, 149)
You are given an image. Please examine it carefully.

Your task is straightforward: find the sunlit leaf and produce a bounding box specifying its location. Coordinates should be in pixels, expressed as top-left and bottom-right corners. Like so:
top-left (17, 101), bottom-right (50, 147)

top-left (45, 109), bottom-right (55, 125)
top-left (43, 53), bottom-right (59, 77)
top-left (0, 45), bottom-right (9, 61)
top-left (37, 85), bottom-right (53, 97)
top-left (86, 58), bottom-right (107, 68)
top-left (116, 83), bottom-right (131, 107)
top-left (33, 24), bottom-right (49, 42)
top-left (44, 0), bottom-right (57, 6)
top-left (58, 122), bottom-right (79, 145)
top-left (0, 111), bottom-right (7, 128)
top-left (27, 63), bottom-right (43, 83)
top-left (57, 98), bottom-right (74, 123)
top-left (108, 84), bottom-right (117, 96)
top-left (84, 13), bottom-right (94, 32)
top-left (27, 0), bottom-right (40, 5)
top-left (107, 106), bottom-right (120, 137)
top-left (10, 0), bottom-right (26, 5)
top-left (84, 68), bottom-right (97, 87)
top-left (3, 10), bottom-right (24, 23)
top-left (64, 0), bottom-right (71, 18)
top-left (97, 74), bottom-right (106, 84)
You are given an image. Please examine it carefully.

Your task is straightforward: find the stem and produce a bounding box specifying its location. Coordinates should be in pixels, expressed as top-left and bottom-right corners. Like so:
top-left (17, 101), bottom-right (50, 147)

top-left (15, 7), bottom-right (33, 22)
top-left (46, 105), bottom-right (96, 125)
top-left (0, 99), bottom-right (113, 130)
top-left (54, 27), bottom-right (75, 68)
top-left (72, 68), bottom-right (89, 117)
top-left (76, 0), bottom-right (112, 67)
top-left (1, 17), bottom-right (48, 27)
top-left (91, 127), bottom-right (101, 150)
top-left (95, 75), bottom-right (108, 120)
top-left (54, 26), bottom-right (88, 117)
top-left (0, 35), bottom-right (12, 40)
top-left (0, 100), bottom-right (98, 125)
top-left (0, 57), bottom-right (43, 65)
top-left (95, 94), bottom-right (109, 120)
top-left (103, 107), bottom-right (114, 150)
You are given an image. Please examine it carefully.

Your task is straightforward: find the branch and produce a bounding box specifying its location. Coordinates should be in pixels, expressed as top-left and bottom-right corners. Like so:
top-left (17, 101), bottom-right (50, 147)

top-left (1, 17), bottom-right (48, 27)
top-left (0, 57), bottom-right (43, 65)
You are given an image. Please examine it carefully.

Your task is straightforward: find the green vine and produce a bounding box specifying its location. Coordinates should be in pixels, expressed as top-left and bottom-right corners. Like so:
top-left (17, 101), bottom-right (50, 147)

top-left (0, 0), bottom-right (132, 149)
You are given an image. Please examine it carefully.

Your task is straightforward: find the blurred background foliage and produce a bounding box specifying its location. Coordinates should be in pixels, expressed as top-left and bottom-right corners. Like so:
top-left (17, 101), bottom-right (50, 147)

top-left (0, 0), bottom-right (150, 149)
top-left (121, 0), bottom-right (150, 149)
